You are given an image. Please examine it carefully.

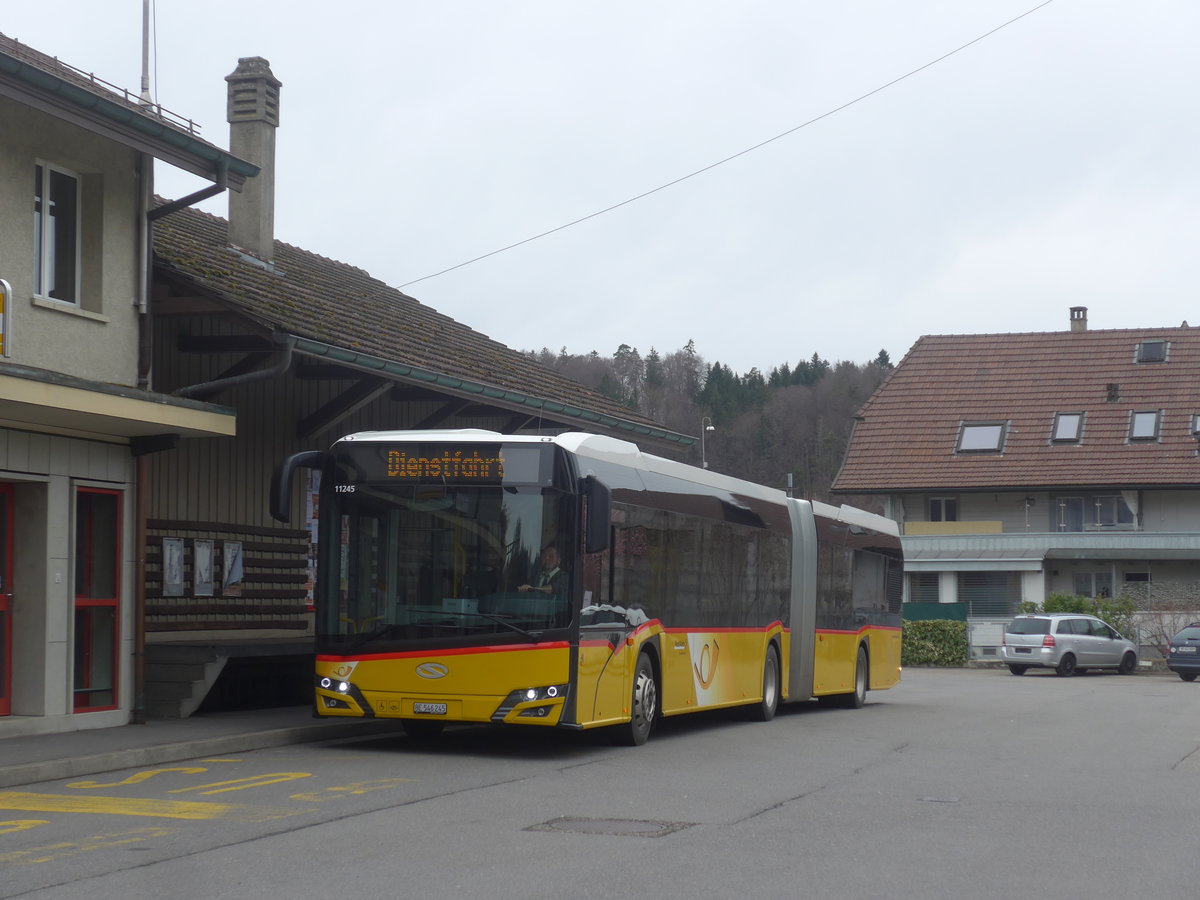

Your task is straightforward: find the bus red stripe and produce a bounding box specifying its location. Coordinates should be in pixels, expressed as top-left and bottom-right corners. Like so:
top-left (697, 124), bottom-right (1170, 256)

top-left (318, 640), bottom-right (571, 662)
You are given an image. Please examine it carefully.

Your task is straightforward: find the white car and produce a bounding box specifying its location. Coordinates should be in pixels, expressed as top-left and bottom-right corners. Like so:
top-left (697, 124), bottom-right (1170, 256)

top-left (1001, 613), bottom-right (1138, 676)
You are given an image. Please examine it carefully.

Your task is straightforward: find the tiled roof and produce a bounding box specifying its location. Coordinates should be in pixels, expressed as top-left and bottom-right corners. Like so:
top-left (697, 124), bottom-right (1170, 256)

top-left (833, 323), bottom-right (1200, 493)
top-left (152, 204), bottom-right (680, 441)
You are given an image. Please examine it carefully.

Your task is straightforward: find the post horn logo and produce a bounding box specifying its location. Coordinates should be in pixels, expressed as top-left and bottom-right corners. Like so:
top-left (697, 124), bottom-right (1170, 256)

top-left (416, 662), bottom-right (449, 679)
top-left (693, 640), bottom-right (720, 689)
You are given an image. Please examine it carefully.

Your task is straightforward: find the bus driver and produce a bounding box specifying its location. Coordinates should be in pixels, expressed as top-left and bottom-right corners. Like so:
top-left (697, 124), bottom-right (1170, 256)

top-left (518, 546), bottom-right (567, 598)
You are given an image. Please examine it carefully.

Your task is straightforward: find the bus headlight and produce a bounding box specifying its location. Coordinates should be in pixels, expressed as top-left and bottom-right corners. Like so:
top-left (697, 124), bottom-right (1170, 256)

top-left (317, 675), bottom-right (353, 694)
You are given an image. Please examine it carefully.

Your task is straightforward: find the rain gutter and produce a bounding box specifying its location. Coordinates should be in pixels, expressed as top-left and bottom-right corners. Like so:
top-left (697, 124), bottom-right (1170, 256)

top-left (0, 39), bottom-right (259, 187)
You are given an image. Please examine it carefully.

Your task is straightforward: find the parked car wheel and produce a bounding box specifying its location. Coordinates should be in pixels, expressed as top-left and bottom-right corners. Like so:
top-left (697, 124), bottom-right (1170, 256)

top-left (1118, 652), bottom-right (1137, 675)
top-left (1055, 653), bottom-right (1077, 677)
top-left (1008, 664), bottom-right (1028, 676)
top-left (1180, 672), bottom-right (1198, 682)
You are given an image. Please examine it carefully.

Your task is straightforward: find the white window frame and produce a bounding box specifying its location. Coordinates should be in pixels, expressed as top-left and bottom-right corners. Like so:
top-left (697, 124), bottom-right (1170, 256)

top-left (34, 161), bottom-right (82, 305)
top-left (928, 496), bottom-right (958, 522)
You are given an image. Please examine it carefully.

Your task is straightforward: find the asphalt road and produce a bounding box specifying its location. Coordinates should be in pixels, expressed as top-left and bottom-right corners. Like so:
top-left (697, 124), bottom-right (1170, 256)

top-left (3, 667), bottom-right (1199, 899)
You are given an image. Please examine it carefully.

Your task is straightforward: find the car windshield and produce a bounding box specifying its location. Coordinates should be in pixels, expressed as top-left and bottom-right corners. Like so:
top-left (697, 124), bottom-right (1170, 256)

top-left (1006, 617), bottom-right (1050, 635)
top-left (1174, 626), bottom-right (1200, 642)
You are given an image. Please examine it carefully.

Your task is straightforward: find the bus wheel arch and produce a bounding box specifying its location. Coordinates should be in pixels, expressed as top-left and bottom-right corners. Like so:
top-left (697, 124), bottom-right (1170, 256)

top-left (823, 642), bottom-right (869, 710)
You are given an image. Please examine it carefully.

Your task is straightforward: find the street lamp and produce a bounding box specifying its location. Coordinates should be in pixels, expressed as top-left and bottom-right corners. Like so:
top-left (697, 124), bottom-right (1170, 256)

top-left (700, 416), bottom-right (715, 469)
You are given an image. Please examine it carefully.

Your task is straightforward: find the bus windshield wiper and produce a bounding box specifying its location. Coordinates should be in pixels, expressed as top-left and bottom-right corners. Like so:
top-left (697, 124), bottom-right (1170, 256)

top-left (345, 623), bottom-right (408, 653)
top-left (456, 611), bottom-right (541, 640)
top-left (345, 613), bottom-right (539, 651)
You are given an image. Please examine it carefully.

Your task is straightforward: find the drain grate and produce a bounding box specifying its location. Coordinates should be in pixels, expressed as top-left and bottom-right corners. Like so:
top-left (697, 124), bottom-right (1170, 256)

top-left (527, 816), bottom-right (694, 838)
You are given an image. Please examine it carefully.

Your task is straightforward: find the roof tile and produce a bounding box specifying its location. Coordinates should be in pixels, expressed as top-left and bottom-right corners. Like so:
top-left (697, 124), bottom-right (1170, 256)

top-left (833, 325), bottom-right (1200, 492)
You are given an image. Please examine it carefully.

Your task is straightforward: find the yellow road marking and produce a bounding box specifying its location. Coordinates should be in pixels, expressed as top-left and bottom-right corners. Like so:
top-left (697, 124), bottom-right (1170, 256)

top-left (0, 819), bottom-right (49, 835)
top-left (0, 791), bottom-right (306, 823)
top-left (0, 828), bottom-right (174, 865)
top-left (167, 772), bottom-right (312, 795)
top-left (290, 778), bottom-right (414, 801)
top-left (67, 768), bottom-right (209, 789)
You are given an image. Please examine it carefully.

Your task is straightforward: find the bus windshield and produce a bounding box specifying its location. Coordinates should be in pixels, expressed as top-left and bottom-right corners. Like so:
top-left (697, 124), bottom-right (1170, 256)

top-left (316, 479), bottom-right (574, 653)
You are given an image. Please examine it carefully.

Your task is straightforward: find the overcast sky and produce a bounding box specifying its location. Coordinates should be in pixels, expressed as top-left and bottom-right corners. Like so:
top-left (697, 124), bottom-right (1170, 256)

top-left (6, 2), bottom-right (1198, 373)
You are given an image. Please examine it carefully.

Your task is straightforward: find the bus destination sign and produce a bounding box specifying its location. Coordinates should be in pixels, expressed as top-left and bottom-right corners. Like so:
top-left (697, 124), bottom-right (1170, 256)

top-left (345, 443), bottom-right (552, 486)
top-left (389, 448), bottom-right (503, 480)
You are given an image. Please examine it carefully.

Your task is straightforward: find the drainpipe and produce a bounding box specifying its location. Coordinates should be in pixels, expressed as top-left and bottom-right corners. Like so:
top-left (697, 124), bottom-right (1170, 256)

top-left (147, 160), bottom-right (229, 223)
top-left (172, 333), bottom-right (295, 399)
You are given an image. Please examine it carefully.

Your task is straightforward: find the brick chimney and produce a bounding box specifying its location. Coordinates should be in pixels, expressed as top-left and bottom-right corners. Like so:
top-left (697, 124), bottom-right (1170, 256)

top-left (226, 57), bottom-right (280, 262)
top-left (1069, 306), bottom-right (1088, 332)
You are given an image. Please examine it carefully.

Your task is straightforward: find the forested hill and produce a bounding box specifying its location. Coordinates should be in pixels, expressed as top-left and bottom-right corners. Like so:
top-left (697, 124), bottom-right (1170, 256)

top-left (526, 341), bottom-right (894, 505)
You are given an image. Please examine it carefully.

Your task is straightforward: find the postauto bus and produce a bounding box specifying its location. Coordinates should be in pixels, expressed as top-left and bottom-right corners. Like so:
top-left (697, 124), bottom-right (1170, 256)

top-left (271, 430), bottom-right (902, 745)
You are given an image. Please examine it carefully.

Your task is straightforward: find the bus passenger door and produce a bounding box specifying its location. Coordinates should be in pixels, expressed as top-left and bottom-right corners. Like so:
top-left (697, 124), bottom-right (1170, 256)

top-left (576, 547), bottom-right (630, 726)
top-left (578, 622), bottom-right (630, 725)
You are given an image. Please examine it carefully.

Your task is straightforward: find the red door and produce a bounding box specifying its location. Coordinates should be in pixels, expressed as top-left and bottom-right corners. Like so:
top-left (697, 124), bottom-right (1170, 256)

top-left (0, 483), bottom-right (12, 716)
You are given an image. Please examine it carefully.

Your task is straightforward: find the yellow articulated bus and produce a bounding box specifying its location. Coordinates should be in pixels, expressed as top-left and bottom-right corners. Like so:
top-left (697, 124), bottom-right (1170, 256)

top-left (271, 430), bottom-right (902, 745)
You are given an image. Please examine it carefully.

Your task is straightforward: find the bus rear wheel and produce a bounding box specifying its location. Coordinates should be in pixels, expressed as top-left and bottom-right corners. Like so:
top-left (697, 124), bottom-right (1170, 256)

top-left (846, 645), bottom-right (868, 708)
top-left (619, 653), bottom-right (658, 746)
top-left (748, 643), bottom-right (780, 722)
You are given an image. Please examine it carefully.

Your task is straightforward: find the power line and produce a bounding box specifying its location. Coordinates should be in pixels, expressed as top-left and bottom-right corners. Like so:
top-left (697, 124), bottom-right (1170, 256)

top-left (399, 1), bottom-right (1055, 290)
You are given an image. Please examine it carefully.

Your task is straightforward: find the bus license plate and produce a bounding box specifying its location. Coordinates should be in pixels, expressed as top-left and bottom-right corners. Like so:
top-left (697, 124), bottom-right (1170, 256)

top-left (413, 702), bottom-right (448, 715)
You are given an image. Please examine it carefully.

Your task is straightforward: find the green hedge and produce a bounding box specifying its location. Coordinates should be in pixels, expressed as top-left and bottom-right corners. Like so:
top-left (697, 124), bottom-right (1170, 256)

top-left (901, 619), bottom-right (968, 667)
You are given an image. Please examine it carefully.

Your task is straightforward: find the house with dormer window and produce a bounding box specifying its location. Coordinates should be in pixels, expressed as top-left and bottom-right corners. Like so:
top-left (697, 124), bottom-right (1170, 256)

top-left (833, 307), bottom-right (1200, 659)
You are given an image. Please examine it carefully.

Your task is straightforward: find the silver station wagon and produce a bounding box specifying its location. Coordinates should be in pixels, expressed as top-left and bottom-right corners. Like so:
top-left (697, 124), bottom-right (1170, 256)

top-left (1001, 613), bottom-right (1138, 676)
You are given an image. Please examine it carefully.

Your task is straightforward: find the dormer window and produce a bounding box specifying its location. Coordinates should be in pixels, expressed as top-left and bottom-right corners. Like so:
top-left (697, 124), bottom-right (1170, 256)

top-left (1129, 410), bottom-right (1161, 441)
top-left (957, 421), bottom-right (1007, 453)
top-left (1051, 412), bottom-right (1083, 443)
top-left (1137, 340), bottom-right (1166, 363)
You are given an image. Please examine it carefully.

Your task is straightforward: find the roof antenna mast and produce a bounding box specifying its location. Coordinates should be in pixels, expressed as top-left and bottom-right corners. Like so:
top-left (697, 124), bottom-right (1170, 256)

top-left (139, 0), bottom-right (154, 106)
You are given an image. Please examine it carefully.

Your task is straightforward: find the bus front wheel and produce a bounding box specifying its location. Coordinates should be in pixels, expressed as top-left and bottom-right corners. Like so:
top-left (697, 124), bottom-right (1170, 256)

top-left (619, 653), bottom-right (658, 746)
